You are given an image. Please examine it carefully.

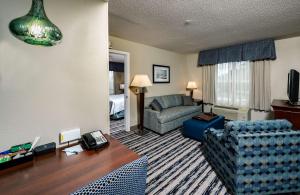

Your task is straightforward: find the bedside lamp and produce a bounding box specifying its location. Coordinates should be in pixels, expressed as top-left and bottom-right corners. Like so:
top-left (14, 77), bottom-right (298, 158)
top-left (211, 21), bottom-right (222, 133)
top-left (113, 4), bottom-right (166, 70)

top-left (130, 75), bottom-right (152, 135)
top-left (120, 84), bottom-right (125, 92)
top-left (186, 81), bottom-right (197, 99)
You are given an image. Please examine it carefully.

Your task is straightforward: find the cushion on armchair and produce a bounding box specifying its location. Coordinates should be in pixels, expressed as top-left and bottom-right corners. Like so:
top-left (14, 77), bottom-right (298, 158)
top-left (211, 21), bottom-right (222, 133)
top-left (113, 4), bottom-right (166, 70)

top-left (224, 119), bottom-right (293, 138)
top-left (222, 119), bottom-right (294, 155)
top-left (72, 156), bottom-right (148, 195)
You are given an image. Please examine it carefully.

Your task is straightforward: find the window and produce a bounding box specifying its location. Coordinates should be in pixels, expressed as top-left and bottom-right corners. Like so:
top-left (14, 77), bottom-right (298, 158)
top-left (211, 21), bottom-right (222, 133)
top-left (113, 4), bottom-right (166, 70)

top-left (215, 61), bottom-right (251, 108)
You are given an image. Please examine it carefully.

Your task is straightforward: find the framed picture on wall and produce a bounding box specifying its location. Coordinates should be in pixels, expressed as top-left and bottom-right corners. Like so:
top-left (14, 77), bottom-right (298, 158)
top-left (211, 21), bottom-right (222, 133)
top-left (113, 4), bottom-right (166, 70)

top-left (153, 64), bottom-right (170, 83)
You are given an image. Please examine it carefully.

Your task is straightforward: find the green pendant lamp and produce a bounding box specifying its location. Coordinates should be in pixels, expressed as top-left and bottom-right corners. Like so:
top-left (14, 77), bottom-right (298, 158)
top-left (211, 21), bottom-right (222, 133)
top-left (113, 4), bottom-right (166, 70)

top-left (9, 0), bottom-right (62, 46)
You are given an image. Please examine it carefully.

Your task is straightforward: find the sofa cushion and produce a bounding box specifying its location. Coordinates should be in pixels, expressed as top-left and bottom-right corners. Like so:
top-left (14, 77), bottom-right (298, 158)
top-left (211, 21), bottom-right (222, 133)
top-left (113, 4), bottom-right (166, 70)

top-left (182, 96), bottom-right (193, 106)
top-left (149, 99), bottom-right (163, 112)
top-left (145, 94), bottom-right (184, 109)
top-left (156, 95), bottom-right (183, 109)
top-left (158, 106), bottom-right (201, 123)
top-left (172, 95), bottom-right (183, 107)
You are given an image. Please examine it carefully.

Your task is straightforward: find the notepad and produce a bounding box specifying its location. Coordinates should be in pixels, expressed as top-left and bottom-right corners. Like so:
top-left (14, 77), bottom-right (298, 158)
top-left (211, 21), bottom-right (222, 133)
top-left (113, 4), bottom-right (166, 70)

top-left (63, 145), bottom-right (83, 156)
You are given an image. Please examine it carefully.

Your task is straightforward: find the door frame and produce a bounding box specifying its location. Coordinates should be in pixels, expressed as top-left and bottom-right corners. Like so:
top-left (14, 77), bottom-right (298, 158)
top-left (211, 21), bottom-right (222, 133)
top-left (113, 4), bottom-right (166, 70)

top-left (109, 49), bottom-right (130, 132)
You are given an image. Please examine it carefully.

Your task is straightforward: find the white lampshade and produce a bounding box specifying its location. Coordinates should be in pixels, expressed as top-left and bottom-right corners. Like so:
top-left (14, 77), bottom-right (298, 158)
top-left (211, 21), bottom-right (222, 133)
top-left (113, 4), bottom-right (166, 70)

top-left (186, 81), bottom-right (197, 89)
top-left (120, 84), bottom-right (125, 89)
top-left (130, 74), bottom-right (152, 87)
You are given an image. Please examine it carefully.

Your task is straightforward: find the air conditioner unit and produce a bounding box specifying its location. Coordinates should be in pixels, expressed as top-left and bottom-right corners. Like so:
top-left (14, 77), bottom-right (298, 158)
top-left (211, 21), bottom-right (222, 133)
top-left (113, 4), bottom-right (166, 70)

top-left (212, 105), bottom-right (250, 121)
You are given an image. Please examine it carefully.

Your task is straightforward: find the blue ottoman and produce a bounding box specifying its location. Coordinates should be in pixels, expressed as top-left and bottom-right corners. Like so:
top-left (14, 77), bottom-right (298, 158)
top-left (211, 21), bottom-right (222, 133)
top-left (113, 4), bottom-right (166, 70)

top-left (182, 116), bottom-right (225, 141)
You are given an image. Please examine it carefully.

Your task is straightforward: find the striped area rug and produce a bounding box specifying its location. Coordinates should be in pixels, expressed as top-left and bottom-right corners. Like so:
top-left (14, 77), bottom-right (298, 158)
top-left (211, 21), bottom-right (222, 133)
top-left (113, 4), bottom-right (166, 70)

top-left (110, 119), bottom-right (125, 134)
top-left (111, 129), bottom-right (229, 195)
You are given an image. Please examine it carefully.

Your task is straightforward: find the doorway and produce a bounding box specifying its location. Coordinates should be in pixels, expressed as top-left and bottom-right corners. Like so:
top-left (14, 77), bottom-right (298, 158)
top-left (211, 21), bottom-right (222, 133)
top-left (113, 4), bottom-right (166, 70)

top-left (109, 49), bottom-right (130, 134)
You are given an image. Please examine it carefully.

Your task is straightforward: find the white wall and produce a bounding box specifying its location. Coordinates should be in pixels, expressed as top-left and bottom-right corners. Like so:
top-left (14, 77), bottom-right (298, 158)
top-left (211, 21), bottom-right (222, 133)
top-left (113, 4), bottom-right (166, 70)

top-left (110, 36), bottom-right (188, 126)
top-left (185, 36), bottom-right (300, 120)
top-left (252, 36), bottom-right (300, 120)
top-left (0, 0), bottom-right (109, 150)
top-left (186, 53), bottom-right (203, 99)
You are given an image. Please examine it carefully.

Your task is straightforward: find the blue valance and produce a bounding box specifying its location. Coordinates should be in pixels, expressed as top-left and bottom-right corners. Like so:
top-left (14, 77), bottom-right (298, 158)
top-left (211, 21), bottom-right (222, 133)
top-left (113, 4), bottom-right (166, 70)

top-left (198, 39), bottom-right (276, 66)
top-left (109, 62), bottom-right (124, 72)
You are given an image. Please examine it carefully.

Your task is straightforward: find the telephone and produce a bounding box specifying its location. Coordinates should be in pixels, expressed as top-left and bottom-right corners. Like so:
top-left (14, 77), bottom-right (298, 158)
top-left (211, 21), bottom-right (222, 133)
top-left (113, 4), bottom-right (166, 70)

top-left (81, 130), bottom-right (108, 150)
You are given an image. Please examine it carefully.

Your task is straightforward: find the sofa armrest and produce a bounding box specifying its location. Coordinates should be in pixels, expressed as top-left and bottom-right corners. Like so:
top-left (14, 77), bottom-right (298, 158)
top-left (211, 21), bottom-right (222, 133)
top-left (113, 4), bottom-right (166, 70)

top-left (144, 109), bottom-right (160, 124)
top-left (144, 108), bottom-right (160, 116)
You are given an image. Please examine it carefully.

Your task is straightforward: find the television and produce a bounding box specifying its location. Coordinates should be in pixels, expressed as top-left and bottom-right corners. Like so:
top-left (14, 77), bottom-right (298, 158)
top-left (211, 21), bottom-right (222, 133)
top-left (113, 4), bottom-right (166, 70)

top-left (287, 69), bottom-right (299, 104)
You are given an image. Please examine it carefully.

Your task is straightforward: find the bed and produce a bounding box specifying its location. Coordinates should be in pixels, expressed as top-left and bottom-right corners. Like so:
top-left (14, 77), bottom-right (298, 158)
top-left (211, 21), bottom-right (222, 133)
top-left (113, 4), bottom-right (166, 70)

top-left (109, 94), bottom-right (125, 119)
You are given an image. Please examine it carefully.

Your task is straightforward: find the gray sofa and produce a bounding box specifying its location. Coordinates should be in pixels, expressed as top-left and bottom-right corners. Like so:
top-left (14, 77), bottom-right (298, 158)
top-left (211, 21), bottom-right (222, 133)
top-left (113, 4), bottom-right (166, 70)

top-left (144, 94), bottom-right (202, 134)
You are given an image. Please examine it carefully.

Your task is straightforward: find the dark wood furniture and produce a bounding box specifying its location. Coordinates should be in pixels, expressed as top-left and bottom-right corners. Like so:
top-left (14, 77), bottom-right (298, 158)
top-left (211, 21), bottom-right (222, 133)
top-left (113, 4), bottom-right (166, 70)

top-left (193, 99), bottom-right (204, 112)
top-left (193, 113), bottom-right (218, 122)
top-left (137, 92), bottom-right (145, 135)
top-left (271, 99), bottom-right (300, 130)
top-left (0, 135), bottom-right (139, 195)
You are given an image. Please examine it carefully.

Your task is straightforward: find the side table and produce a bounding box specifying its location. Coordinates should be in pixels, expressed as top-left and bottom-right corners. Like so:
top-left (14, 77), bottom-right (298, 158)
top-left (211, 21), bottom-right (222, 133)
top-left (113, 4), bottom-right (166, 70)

top-left (193, 99), bottom-right (204, 112)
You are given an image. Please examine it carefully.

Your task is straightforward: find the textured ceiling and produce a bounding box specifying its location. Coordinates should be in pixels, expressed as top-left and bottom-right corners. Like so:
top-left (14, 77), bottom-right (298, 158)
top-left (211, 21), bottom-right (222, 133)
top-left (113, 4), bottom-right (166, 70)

top-left (109, 0), bottom-right (300, 53)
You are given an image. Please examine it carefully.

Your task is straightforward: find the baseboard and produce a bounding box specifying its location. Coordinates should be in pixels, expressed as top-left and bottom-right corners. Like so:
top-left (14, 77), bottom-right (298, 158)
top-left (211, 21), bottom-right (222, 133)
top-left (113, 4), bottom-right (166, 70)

top-left (130, 125), bottom-right (138, 131)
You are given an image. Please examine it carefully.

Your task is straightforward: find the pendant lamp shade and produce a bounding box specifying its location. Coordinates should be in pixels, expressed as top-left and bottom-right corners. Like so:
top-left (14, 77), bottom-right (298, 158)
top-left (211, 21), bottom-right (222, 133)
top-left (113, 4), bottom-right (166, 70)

top-left (9, 0), bottom-right (62, 46)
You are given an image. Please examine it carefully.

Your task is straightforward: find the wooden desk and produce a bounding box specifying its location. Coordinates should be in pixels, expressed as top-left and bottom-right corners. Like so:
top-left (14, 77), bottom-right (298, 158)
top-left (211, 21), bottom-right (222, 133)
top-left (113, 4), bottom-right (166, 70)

top-left (271, 99), bottom-right (300, 129)
top-left (0, 135), bottom-right (139, 195)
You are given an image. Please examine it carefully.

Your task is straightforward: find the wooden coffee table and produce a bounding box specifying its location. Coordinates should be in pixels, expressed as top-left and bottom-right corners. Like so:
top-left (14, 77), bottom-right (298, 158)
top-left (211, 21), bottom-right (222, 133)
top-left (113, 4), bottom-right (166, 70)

top-left (0, 135), bottom-right (139, 195)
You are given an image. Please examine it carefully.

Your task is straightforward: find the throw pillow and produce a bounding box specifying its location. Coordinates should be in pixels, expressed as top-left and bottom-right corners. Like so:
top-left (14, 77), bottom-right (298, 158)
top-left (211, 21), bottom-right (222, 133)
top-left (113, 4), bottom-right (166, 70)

top-left (150, 99), bottom-right (163, 112)
top-left (183, 96), bottom-right (193, 106)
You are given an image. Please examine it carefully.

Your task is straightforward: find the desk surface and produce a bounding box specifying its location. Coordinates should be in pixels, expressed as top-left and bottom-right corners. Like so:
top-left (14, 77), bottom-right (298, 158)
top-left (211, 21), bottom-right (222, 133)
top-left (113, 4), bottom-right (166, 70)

top-left (0, 135), bottom-right (139, 195)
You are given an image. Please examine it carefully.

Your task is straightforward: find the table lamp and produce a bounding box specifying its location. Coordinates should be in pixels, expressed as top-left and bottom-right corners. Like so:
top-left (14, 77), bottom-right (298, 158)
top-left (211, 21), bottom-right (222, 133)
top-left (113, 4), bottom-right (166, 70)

top-left (130, 74), bottom-right (152, 135)
top-left (120, 84), bottom-right (125, 92)
top-left (186, 81), bottom-right (197, 99)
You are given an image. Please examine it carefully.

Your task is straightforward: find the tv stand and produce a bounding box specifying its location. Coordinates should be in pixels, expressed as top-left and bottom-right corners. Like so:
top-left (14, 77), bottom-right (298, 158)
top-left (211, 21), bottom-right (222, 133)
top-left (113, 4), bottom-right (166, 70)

top-left (271, 99), bottom-right (300, 130)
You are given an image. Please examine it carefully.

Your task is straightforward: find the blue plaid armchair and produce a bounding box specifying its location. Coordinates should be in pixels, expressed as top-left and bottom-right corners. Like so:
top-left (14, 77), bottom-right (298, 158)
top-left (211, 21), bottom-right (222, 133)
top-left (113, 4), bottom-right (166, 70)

top-left (71, 156), bottom-right (148, 195)
top-left (204, 120), bottom-right (300, 195)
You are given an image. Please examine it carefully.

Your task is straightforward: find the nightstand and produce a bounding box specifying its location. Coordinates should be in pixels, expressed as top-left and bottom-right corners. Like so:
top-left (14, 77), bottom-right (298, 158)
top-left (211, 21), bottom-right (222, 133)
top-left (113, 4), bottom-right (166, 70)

top-left (193, 99), bottom-right (204, 112)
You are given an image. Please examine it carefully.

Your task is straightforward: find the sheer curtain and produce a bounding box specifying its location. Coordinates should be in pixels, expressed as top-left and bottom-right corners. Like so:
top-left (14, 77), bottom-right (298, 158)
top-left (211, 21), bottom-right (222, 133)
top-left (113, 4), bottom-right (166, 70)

top-left (202, 65), bottom-right (215, 104)
top-left (215, 61), bottom-right (251, 108)
top-left (250, 60), bottom-right (271, 111)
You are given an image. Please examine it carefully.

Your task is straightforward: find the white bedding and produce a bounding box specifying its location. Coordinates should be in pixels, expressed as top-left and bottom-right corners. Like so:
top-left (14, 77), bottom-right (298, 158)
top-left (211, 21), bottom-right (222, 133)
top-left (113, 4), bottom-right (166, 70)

top-left (109, 94), bottom-right (125, 115)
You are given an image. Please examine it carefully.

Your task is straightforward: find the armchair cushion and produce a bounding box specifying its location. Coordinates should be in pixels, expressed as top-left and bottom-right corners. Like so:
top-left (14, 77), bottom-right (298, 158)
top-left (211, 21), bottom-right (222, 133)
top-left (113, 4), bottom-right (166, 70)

top-left (72, 156), bottom-right (148, 195)
top-left (224, 119), bottom-right (292, 138)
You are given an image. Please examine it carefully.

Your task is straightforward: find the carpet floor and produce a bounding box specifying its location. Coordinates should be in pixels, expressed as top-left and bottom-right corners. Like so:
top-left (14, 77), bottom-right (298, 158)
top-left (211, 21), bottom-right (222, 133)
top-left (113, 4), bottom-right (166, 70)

top-left (110, 119), bottom-right (125, 134)
top-left (111, 129), bottom-right (229, 195)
